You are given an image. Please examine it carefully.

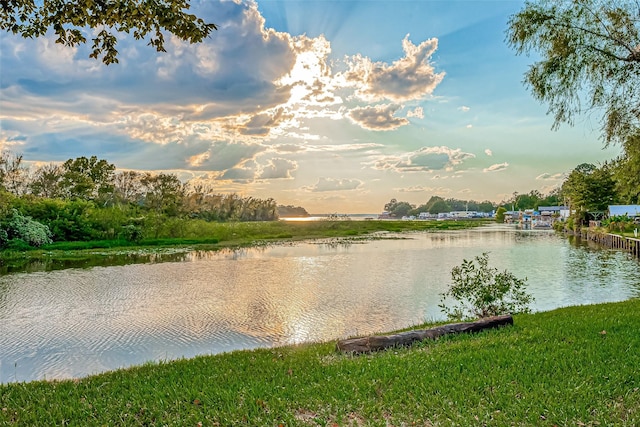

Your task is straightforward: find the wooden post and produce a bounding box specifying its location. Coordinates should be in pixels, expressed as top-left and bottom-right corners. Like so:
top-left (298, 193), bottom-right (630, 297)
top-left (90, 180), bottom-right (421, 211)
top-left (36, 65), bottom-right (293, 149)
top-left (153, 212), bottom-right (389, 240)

top-left (336, 315), bottom-right (513, 353)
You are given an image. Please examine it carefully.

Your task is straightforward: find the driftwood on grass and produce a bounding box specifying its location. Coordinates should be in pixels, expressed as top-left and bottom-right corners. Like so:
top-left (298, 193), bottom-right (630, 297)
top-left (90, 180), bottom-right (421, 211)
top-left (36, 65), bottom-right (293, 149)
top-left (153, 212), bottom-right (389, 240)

top-left (336, 314), bottom-right (513, 353)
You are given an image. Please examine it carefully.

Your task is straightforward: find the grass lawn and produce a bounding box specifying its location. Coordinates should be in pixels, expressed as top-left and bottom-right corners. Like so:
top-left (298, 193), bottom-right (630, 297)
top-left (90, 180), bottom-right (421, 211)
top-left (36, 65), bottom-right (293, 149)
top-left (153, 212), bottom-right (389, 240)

top-left (2, 298), bottom-right (639, 426)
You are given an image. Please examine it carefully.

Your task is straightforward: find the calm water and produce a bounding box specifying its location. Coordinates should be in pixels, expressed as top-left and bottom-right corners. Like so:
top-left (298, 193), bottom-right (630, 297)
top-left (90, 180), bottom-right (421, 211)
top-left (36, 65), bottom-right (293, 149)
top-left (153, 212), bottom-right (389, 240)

top-left (1, 224), bottom-right (638, 383)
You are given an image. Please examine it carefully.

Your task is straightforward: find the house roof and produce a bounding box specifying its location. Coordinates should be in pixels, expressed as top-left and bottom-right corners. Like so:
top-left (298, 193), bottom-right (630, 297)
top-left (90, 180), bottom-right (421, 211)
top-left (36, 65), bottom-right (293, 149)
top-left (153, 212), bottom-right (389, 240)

top-left (609, 205), bottom-right (640, 217)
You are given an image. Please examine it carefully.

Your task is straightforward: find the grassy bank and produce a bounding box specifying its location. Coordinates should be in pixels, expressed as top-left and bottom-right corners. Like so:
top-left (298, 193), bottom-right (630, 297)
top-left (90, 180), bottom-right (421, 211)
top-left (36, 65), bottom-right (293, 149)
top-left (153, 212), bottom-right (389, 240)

top-left (2, 299), bottom-right (639, 426)
top-left (0, 219), bottom-right (489, 271)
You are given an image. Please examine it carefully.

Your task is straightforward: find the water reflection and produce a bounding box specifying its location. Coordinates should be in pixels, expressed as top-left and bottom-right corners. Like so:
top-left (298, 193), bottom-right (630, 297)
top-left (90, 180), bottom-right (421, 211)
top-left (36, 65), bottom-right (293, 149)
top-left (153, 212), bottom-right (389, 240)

top-left (0, 225), bottom-right (638, 383)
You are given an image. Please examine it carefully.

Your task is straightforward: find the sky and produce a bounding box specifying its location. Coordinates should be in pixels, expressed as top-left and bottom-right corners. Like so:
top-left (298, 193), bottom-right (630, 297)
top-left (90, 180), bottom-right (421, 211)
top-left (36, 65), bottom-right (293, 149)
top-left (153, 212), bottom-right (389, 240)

top-left (0, 0), bottom-right (622, 213)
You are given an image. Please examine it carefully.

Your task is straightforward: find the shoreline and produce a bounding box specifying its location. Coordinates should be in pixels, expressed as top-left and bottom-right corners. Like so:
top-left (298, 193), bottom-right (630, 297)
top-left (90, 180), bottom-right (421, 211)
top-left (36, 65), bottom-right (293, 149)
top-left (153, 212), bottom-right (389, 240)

top-left (0, 219), bottom-right (490, 274)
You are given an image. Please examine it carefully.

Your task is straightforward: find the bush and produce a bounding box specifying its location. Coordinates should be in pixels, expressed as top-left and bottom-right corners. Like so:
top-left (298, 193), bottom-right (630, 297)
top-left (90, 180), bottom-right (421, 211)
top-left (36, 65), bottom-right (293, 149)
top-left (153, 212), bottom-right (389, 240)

top-left (6, 209), bottom-right (53, 247)
top-left (4, 238), bottom-right (32, 251)
top-left (0, 227), bottom-right (8, 248)
top-left (439, 252), bottom-right (533, 320)
top-left (565, 217), bottom-right (575, 231)
top-left (119, 224), bottom-right (144, 243)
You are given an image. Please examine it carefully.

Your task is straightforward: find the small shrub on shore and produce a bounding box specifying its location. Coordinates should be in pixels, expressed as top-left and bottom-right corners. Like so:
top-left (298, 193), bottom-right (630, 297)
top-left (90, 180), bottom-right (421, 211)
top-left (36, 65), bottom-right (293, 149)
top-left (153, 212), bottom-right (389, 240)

top-left (439, 252), bottom-right (533, 320)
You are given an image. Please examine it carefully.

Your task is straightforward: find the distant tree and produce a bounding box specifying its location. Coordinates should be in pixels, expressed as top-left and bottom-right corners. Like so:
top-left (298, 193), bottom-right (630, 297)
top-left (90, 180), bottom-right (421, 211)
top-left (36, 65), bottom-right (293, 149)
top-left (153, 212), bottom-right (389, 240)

top-left (113, 170), bottom-right (145, 206)
top-left (507, 0), bottom-right (640, 146)
top-left (29, 163), bottom-right (64, 199)
top-left (612, 132), bottom-right (640, 204)
top-left (478, 201), bottom-right (496, 213)
top-left (422, 196), bottom-right (445, 214)
top-left (277, 205), bottom-right (309, 218)
top-left (384, 198), bottom-right (398, 212)
top-left (445, 198), bottom-right (467, 211)
top-left (382, 198), bottom-right (414, 217)
top-left (562, 163), bottom-right (619, 225)
top-left (141, 172), bottom-right (185, 217)
top-left (514, 190), bottom-right (542, 211)
top-left (538, 188), bottom-right (562, 207)
top-left (392, 201), bottom-right (414, 218)
top-left (0, 151), bottom-right (28, 195)
top-left (428, 199), bottom-right (450, 215)
top-left (60, 156), bottom-right (116, 203)
top-left (1, 0), bottom-right (217, 65)
top-left (495, 207), bottom-right (507, 223)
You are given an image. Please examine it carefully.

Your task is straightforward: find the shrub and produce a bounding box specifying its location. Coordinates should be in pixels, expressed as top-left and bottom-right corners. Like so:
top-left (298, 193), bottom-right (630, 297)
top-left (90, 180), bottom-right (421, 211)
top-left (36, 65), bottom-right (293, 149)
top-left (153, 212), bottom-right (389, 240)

top-left (119, 224), bottom-right (144, 243)
top-left (439, 252), bottom-right (533, 320)
top-left (0, 227), bottom-right (8, 248)
top-left (6, 209), bottom-right (53, 247)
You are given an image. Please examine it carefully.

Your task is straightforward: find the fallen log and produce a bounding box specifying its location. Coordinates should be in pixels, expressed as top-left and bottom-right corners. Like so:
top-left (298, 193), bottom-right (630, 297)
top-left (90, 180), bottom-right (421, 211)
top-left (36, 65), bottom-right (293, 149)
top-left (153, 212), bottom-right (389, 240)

top-left (336, 314), bottom-right (513, 353)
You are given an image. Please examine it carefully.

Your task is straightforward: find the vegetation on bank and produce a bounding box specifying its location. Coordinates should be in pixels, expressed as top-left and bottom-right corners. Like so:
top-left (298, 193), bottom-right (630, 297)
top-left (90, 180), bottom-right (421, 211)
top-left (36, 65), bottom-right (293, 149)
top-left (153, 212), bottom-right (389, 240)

top-left (1, 299), bottom-right (638, 426)
top-left (0, 218), bottom-right (489, 272)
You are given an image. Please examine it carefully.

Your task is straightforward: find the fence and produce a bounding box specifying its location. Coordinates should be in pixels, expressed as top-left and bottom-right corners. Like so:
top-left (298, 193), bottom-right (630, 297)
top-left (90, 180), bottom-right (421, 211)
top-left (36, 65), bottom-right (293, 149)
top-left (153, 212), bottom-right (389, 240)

top-left (578, 229), bottom-right (640, 259)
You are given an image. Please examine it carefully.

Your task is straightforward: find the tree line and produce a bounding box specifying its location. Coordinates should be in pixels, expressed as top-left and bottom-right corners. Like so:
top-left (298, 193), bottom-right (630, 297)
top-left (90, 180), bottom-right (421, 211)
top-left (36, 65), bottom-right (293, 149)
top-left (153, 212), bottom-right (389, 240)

top-left (382, 191), bottom-right (562, 219)
top-left (0, 151), bottom-right (280, 249)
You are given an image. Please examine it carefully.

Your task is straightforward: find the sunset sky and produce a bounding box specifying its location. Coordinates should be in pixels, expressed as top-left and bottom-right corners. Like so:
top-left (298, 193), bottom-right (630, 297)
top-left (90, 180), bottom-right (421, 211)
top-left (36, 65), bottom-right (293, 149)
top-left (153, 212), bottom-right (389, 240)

top-left (0, 0), bottom-right (621, 213)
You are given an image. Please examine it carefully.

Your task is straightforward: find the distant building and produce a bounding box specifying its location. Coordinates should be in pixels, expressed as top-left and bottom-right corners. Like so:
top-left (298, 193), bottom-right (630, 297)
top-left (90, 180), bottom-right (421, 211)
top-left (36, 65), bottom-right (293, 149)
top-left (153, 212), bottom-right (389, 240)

top-left (538, 206), bottom-right (570, 219)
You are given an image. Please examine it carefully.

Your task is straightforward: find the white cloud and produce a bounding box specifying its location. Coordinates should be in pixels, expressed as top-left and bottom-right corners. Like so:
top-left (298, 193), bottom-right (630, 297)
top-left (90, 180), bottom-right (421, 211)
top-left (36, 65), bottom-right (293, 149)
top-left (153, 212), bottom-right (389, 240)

top-left (536, 172), bottom-right (564, 180)
top-left (341, 34), bottom-right (445, 102)
top-left (396, 185), bottom-right (451, 194)
top-left (483, 162), bottom-right (509, 172)
top-left (458, 106), bottom-right (470, 112)
top-left (304, 177), bottom-right (363, 192)
top-left (484, 149), bottom-right (493, 156)
top-left (406, 106), bottom-right (424, 119)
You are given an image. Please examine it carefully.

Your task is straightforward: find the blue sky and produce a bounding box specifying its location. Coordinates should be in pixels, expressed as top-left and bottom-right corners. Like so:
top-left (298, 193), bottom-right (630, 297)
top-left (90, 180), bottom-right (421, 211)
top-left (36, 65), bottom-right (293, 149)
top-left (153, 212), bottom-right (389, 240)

top-left (0, 0), bottom-right (619, 213)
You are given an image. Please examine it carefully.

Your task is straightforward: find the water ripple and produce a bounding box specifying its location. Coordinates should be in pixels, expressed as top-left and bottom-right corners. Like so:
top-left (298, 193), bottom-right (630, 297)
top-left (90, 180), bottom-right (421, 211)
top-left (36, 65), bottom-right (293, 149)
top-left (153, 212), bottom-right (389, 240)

top-left (1, 226), bottom-right (638, 383)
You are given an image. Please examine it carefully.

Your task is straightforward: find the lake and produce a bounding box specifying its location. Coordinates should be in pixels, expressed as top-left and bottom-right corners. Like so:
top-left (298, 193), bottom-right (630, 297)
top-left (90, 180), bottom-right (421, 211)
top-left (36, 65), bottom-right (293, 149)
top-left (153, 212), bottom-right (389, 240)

top-left (1, 224), bottom-right (638, 383)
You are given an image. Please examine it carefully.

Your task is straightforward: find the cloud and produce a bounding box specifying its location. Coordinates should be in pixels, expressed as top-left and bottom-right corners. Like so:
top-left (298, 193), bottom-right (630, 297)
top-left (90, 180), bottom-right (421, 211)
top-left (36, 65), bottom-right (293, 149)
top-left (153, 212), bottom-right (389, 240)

top-left (259, 158), bottom-right (297, 179)
top-left (348, 104), bottom-right (409, 131)
top-left (277, 35), bottom-right (341, 109)
top-left (484, 149), bottom-right (493, 156)
top-left (536, 172), bottom-right (564, 180)
top-left (483, 162), bottom-right (509, 172)
top-left (395, 185), bottom-right (451, 194)
top-left (406, 106), bottom-right (424, 119)
top-left (341, 34), bottom-right (445, 102)
top-left (238, 108), bottom-right (294, 136)
top-left (458, 106), bottom-right (470, 112)
top-left (187, 141), bottom-right (266, 171)
top-left (371, 146), bottom-right (475, 172)
top-left (304, 177), bottom-right (363, 192)
top-left (220, 166), bottom-right (257, 182)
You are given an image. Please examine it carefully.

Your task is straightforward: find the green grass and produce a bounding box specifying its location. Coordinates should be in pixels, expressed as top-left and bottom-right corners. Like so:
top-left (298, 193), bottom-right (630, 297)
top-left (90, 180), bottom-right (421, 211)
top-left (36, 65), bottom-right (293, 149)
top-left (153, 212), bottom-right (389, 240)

top-left (2, 299), bottom-right (639, 426)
